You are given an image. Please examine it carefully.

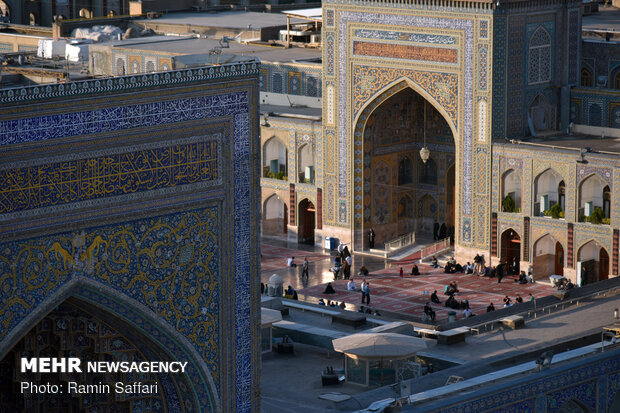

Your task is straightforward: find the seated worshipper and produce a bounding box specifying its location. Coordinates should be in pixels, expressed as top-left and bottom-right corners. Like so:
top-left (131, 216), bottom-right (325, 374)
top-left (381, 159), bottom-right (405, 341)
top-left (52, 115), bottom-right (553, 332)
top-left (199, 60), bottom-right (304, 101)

top-left (455, 262), bottom-right (464, 273)
top-left (486, 302), bottom-right (495, 312)
top-left (358, 305), bottom-right (365, 313)
top-left (284, 285), bottom-right (295, 298)
top-left (430, 256), bottom-right (439, 268)
top-left (331, 265), bottom-right (341, 280)
top-left (430, 290), bottom-right (441, 304)
top-left (373, 310), bottom-right (381, 316)
top-left (515, 294), bottom-right (523, 304)
top-left (323, 282), bottom-right (336, 294)
top-left (292, 291), bottom-right (298, 300)
top-left (287, 256), bottom-right (297, 267)
top-left (318, 299), bottom-right (326, 306)
top-left (444, 257), bottom-right (457, 273)
top-left (516, 271), bottom-right (528, 284)
top-left (359, 266), bottom-right (369, 276)
top-left (424, 302), bottom-right (436, 321)
top-left (445, 295), bottom-right (460, 309)
top-left (463, 307), bottom-right (473, 318)
top-left (529, 293), bottom-right (535, 301)
top-left (449, 281), bottom-right (460, 294)
top-left (330, 301), bottom-right (337, 308)
top-left (566, 280), bottom-right (575, 290)
top-left (339, 301), bottom-right (346, 310)
top-left (464, 262), bottom-right (474, 274)
top-left (459, 299), bottom-right (470, 310)
top-left (347, 279), bottom-right (357, 291)
top-left (411, 264), bottom-right (420, 276)
top-left (503, 295), bottom-right (512, 307)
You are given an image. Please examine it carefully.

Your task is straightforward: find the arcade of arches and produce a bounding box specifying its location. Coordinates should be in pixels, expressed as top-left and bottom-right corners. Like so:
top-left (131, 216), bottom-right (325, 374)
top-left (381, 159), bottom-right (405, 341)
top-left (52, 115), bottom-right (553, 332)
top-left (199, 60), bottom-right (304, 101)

top-left (362, 88), bottom-right (455, 248)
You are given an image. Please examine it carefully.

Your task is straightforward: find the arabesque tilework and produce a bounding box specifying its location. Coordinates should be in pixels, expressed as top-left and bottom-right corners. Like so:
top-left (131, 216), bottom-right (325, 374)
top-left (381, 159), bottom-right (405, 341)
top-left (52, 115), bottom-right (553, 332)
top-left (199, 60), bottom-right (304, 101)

top-left (0, 64), bottom-right (260, 412)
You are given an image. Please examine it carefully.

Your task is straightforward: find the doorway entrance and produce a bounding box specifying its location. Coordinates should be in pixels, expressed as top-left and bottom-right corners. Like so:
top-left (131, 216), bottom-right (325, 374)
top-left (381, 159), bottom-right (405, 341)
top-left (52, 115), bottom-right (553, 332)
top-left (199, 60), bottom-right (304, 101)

top-left (501, 229), bottom-right (521, 268)
top-left (298, 199), bottom-right (315, 245)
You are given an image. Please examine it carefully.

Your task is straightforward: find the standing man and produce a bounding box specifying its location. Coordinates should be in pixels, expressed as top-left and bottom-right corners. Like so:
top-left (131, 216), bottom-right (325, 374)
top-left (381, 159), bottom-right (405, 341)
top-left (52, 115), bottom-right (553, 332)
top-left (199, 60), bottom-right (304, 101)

top-left (302, 257), bottom-right (309, 278)
top-left (364, 281), bottom-right (371, 305)
top-left (433, 220), bottom-right (439, 241)
top-left (496, 261), bottom-right (505, 283)
top-left (581, 265), bottom-right (588, 286)
top-left (368, 228), bottom-right (376, 249)
top-left (361, 279), bottom-right (368, 304)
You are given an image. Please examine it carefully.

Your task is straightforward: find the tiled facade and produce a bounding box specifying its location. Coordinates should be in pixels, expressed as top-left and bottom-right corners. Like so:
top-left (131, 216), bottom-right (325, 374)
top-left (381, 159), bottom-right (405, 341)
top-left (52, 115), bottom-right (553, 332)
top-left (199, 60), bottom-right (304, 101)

top-left (0, 64), bottom-right (261, 412)
top-left (414, 347), bottom-right (620, 412)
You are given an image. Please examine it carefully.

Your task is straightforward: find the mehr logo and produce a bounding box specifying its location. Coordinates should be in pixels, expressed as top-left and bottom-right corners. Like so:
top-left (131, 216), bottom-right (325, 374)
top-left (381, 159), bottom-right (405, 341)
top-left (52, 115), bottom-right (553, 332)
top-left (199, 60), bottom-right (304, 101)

top-left (21, 358), bottom-right (82, 373)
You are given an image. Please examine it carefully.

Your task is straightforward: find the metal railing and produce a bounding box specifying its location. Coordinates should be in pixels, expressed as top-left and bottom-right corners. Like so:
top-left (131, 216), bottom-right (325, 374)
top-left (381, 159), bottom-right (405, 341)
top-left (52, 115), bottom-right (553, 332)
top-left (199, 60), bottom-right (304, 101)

top-left (385, 231), bottom-right (416, 252)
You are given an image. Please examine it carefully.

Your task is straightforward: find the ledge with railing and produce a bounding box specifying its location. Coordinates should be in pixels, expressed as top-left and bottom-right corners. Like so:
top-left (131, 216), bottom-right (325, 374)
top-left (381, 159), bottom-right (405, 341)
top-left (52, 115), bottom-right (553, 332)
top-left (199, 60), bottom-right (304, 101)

top-left (384, 231), bottom-right (416, 255)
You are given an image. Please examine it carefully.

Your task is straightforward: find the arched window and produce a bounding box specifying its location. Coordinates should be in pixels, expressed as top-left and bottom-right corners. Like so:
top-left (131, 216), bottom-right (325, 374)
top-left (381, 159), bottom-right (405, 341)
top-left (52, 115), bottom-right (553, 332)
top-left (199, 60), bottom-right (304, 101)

top-left (502, 169), bottom-right (522, 213)
top-left (263, 137), bottom-right (288, 180)
top-left (398, 157), bottom-right (414, 185)
top-left (298, 144), bottom-right (314, 184)
top-left (419, 158), bottom-right (437, 185)
top-left (581, 67), bottom-right (593, 87)
top-left (579, 174), bottom-right (607, 223)
top-left (528, 27), bottom-right (552, 84)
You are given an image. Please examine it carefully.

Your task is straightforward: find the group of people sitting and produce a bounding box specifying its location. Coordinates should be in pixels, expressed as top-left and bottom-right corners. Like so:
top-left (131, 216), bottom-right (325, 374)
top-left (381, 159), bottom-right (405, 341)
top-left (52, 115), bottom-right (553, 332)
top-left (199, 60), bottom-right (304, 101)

top-left (318, 298), bottom-right (346, 309)
top-left (284, 285), bottom-right (299, 300)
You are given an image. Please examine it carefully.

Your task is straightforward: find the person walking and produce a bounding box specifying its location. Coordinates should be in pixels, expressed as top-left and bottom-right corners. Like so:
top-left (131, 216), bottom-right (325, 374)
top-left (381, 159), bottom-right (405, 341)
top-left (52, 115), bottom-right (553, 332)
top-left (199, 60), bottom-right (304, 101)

top-left (302, 257), bottom-right (309, 278)
top-left (361, 279), bottom-right (368, 304)
top-left (496, 261), bottom-right (505, 283)
top-left (399, 267), bottom-right (404, 277)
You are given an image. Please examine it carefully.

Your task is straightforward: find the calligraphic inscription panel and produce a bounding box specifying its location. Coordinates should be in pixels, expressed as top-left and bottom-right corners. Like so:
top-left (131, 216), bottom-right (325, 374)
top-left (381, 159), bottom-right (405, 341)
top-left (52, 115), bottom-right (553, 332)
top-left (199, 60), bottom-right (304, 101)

top-left (353, 41), bottom-right (458, 63)
top-left (0, 137), bottom-right (220, 214)
top-left (0, 92), bottom-right (247, 145)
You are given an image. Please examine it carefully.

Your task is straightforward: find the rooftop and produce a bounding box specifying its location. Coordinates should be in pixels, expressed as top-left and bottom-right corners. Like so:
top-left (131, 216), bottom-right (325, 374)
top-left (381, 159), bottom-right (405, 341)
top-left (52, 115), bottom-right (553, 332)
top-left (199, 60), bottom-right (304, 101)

top-left (582, 5), bottom-right (620, 34)
top-left (141, 11), bottom-right (304, 30)
top-left (96, 35), bottom-right (321, 63)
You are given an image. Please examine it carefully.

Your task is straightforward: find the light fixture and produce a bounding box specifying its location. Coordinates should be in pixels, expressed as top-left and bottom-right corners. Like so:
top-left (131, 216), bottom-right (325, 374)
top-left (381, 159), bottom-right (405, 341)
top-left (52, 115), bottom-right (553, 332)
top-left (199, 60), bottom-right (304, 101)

top-left (419, 100), bottom-right (430, 163)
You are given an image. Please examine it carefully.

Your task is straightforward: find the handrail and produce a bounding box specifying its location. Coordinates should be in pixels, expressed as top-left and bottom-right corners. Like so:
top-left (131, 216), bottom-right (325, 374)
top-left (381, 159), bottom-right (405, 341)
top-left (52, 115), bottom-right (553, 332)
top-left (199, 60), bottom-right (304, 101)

top-left (385, 231), bottom-right (416, 252)
top-left (418, 237), bottom-right (451, 261)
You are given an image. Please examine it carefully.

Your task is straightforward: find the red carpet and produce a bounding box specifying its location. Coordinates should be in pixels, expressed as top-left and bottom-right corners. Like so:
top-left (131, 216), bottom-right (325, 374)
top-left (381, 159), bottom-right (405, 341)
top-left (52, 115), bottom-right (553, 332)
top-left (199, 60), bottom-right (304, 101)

top-left (299, 265), bottom-right (556, 322)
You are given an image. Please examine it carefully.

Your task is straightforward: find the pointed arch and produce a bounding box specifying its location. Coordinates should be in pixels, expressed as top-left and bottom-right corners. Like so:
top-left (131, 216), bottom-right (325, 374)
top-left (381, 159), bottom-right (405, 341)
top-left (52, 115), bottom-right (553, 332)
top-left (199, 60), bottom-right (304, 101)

top-left (528, 26), bottom-right (552, 84)
top-left (578, 173), bottom-right (608, 222)
top-left (534, 167), bottom-right (564, 216)
top-left (354, 77), bottom-right (458, 139)
top-left (501, 169), bottom-right (522, 212)
top-left (262, 136), bottom-right (288, 179)
top-left (0, 277), bottom-right (220, 412)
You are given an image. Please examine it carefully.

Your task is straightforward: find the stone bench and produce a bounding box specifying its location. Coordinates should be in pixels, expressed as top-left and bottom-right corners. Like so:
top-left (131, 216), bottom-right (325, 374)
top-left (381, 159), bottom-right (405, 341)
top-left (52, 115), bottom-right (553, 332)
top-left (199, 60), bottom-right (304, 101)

top-left (284, 301), bottom-right (340, 317)
top-left (436, 327), bottom-right (469, 345)
top-left (501, 315), bottom-right (525, 330)
top-left (415, 328), bottom-right (438, 339)
top-left (331, 312), bottom-right (367, 328)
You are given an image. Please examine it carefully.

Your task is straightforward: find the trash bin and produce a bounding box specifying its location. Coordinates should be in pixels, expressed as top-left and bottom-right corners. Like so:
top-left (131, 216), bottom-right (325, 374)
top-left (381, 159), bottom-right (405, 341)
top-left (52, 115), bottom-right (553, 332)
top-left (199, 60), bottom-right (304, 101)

top-left (448, 311), bottom-right (456, 323)
top-left (325, 237), bottom-right (337, 251)
top-left (325, 237), bottom-right (332, 250)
